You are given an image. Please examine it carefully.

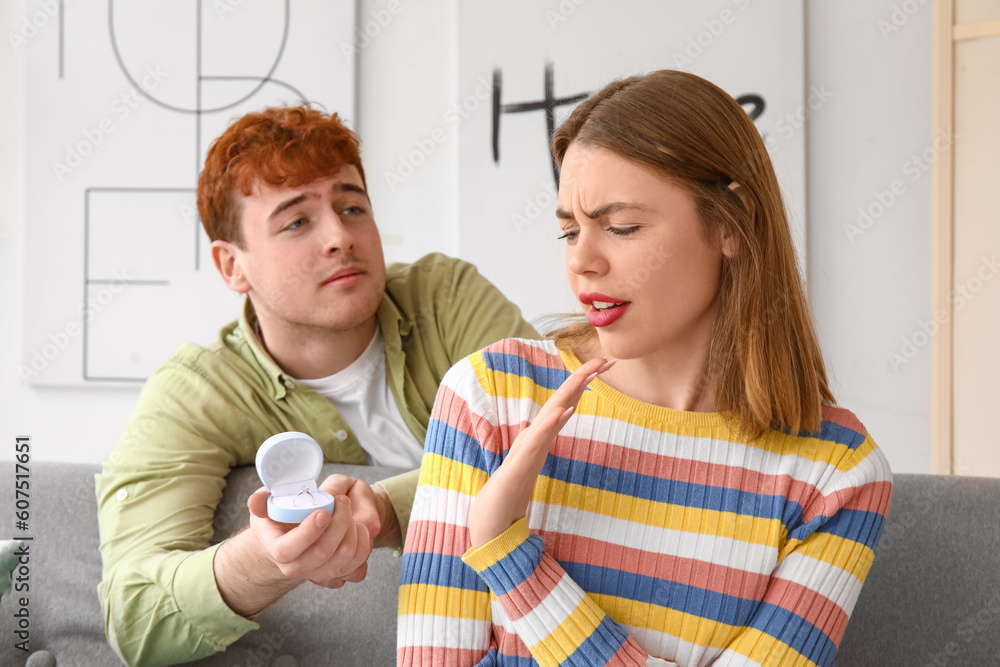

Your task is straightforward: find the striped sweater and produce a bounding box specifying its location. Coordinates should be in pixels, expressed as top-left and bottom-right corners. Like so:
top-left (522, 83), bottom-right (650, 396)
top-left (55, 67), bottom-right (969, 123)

top-left (398, 338), bottom-right (892, 667)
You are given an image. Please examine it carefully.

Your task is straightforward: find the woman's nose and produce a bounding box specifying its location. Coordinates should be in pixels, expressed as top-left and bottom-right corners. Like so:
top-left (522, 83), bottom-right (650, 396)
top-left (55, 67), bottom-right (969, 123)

top-left (567, 227), bottom-right (608, 276)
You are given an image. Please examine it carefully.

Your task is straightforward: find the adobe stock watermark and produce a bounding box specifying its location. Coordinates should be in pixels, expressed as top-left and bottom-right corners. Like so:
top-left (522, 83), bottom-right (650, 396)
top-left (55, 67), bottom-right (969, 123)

top-left (383, 75), bottom-right (491, 191)
top-left (545, 0), bottom-right (589, 30)
top-left (762, 84), bottom-right (833, 153)
top-left (339, 0), bottom-right (405, 60)
top-left (887, 254), bottom-right (999, 372)
top-left (511, 180), bottom-right (559, 235)
top-left (7, 0), bottom-right (72, 54)
top-left (670, 0), bottom-right (751, 70)
top-left (17, 268), bottom-right (135, 381)
top-left (51, 65), bottom-right (170, 182)
top-left (843, 128), bottom-right (953, 245)
top-left (212, 0), bottom-right (247, 19)
top-left (877, 0), bottom-right (929, 40)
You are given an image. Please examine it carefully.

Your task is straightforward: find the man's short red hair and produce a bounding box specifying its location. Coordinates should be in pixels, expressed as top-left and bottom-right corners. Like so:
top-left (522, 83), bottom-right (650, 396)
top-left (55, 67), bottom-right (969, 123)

top-left (197, 104), bottom-right (366, 247)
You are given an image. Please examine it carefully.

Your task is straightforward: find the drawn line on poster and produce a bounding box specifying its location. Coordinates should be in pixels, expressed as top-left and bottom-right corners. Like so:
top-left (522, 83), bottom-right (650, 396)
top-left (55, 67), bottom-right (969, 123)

top-left (492, 63), bottom-right (766, 189)
top-left (83, 186), bottom-right (194, 382)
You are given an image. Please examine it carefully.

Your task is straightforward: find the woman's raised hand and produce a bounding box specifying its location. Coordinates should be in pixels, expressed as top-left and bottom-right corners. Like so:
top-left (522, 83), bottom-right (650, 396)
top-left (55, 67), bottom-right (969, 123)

top-left (468, 356), bottom-right (616, 549)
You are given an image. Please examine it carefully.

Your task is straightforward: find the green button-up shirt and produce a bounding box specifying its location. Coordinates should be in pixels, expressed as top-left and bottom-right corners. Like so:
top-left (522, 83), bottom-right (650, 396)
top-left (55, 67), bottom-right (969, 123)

top-left (95, 253), bottom-right (538, 666)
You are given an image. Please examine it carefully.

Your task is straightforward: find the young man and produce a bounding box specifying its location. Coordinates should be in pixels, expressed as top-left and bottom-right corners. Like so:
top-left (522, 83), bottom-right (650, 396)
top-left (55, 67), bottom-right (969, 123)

top-left (95, 105), bottom-right (537, 666)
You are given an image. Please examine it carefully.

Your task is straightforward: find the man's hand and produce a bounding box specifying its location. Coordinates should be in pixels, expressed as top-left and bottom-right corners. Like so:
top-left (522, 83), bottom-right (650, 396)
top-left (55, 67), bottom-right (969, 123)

top-left (324, 475), bottom-right (402, 550)
top-left (247, 481), bottom-right (372, 589)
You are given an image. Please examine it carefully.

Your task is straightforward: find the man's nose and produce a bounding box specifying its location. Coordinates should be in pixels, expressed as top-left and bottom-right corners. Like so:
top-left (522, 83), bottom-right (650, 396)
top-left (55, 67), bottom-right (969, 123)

top-left (320, 211), bottom-right (355, 254)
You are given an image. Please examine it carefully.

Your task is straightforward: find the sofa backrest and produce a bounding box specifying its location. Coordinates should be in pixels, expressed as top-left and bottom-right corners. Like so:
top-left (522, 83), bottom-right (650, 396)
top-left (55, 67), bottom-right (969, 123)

top-left (2, 464), bottom-right (998, 666)
top-left (837, 473), bottom-right (1000, 666)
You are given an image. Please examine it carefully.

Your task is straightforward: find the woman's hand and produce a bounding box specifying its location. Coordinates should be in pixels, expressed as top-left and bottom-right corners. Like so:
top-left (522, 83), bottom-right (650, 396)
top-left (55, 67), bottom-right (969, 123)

top-left (467, 356), bottom-right (616, 549)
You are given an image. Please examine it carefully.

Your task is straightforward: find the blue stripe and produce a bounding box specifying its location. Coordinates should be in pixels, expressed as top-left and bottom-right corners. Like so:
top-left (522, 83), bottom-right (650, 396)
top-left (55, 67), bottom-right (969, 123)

top-left (561, 560), bottom-right (762, 627)
top-left (399, 551), bottom-right (488, 594)
top-left (796, 419), bottom-right (866, 451)
top-left (564, 560), bottom-right (835, 666)
top-left (539, 454), bottom-right (794, 523)
top-left (493, 650), bottom-right (535, 666)
top-left (789, 507), bottom-right (887, 548)
top-left (562, 613), bottom-right (628, 664)
top-left (478, 534), bottom-right (545, 597)
top-left (748, 601), bottom-right (837, 667)
top-left (481, 350), bottom-right (571, 391)
top-left (423, 418), bottom-right (501, 474)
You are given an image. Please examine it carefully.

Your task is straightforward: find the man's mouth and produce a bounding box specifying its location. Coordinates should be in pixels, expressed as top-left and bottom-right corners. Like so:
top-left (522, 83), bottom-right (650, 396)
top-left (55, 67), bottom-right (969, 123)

top-left (321, 267), bottom-right (363, 286)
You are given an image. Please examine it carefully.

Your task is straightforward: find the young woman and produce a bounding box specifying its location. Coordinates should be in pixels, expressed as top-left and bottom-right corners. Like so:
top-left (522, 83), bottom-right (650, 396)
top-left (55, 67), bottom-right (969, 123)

top-left (397, 70), bottom-right (892, 667)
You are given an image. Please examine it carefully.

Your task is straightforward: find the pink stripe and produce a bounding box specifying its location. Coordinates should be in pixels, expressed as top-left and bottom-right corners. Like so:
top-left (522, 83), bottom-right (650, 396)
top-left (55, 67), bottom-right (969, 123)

top-left (764, 577), bottom-right (850, 646)
top-left (494, 624), bottom-right (535, 658)
top-left (821, 404), bottom-right (868, 437)
top-left (542, 532), bottom-right (772, 601)
top-left (398, 645), bottom-right (496, 666)
top-left (498, 553), bottom-right (566, 621)
top-left (405, 519), bottom-right (470, 559)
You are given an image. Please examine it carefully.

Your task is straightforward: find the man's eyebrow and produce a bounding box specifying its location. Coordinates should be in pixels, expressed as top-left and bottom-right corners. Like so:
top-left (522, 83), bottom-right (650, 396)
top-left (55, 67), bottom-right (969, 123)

top-left (555, 201), bottom-right (648, 221)
top-left (268, 193), bottom-right (316, 224)
top-left (267, 182), bottom-right (369, 224)
top-left (334, 182), bottom-right (369, 198)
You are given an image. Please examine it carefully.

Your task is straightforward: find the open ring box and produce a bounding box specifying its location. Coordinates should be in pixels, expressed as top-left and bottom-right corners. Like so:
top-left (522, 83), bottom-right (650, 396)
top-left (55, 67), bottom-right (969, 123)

top-left (255, 431), bottom-right (335, 524)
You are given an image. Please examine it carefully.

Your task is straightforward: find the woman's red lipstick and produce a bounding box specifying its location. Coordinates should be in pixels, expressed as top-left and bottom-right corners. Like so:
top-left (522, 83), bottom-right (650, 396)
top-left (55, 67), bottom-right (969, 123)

top-left (579, 292), bottom-right (631, 328)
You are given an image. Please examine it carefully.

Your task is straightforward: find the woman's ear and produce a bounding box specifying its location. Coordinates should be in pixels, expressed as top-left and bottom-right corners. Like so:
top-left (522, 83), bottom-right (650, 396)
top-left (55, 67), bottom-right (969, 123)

top-left (719, 223), bottom-right (740, 258)
top-left (211, 240), bottom-right (252, 294)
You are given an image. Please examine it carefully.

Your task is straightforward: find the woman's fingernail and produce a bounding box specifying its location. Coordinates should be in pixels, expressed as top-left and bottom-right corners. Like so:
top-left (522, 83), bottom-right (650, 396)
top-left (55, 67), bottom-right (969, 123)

top-left (559, 406), bottom-right (576, 425)
top-left (585, 371), bottom-right (599, 384)
top-left (598, 359), bottom-right (617, 374)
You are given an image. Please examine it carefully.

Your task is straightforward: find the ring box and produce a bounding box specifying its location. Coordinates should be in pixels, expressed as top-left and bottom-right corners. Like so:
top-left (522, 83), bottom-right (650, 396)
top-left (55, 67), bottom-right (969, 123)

top-left (255, 431), bottom-right (335, 524)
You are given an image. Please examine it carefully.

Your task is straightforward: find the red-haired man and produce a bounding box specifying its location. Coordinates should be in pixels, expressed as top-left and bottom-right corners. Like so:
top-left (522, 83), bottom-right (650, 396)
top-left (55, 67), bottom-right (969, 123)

top-left (95, 105), bottom-right (536, 666)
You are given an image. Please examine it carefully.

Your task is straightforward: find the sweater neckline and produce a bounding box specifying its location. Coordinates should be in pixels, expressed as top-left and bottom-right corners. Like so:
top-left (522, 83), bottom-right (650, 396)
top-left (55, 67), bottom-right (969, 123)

top-left (556, 345), bottom-right (734, 430)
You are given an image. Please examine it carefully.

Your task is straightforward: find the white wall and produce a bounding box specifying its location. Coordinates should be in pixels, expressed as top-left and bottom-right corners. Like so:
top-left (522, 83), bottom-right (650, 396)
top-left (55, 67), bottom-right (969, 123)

top-left (1, 0), bottom-right (932, 472)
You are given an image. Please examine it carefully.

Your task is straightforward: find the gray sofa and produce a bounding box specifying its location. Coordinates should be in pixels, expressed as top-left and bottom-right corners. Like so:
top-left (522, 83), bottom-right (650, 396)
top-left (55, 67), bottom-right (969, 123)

top-left (1, 462), bottom-right (997, 666)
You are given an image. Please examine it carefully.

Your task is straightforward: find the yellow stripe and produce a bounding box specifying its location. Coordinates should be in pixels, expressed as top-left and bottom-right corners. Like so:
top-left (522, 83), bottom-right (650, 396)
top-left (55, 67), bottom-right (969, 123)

top-left (477, 365), bottom-right (872, 471)
top-left (779, 532), bottom-right (876, 583)
top-left (398, 583), bottom-right (493, 621)
top-left (724, 626), bottom-right (818, 667)
top-left (418, 452), bottom-right (488, 497)
top-left (589, 592), bottom-right (745, 649)
top-left (533, 476), bottom-right (785, 547)
top-left (530, 595), bottom-right (607, 667)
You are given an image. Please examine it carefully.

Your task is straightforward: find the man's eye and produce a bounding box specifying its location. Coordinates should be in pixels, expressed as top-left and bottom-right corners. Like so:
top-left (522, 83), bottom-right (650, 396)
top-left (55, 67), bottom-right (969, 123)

top-left (341, 205), bottom-right (366, 216)
top-left (287, 218), bottom-right (307, 230)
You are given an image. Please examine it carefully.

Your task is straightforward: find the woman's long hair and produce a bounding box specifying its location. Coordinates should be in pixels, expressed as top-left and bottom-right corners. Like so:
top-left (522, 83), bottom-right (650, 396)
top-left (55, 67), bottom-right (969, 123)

top-left (548, 70), bottom-right (834, 439)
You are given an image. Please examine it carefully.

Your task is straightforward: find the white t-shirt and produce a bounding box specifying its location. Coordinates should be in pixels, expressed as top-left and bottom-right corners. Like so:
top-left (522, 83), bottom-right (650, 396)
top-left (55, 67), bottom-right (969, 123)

top-left (294, 326), bottom-right (425, 468)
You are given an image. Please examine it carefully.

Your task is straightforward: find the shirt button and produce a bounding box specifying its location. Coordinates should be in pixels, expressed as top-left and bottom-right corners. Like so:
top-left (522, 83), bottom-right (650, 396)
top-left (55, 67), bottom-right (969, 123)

top-left (336, 430), bottom-right (348, 441)
top-left (116, 488), bottom-right (128, 501)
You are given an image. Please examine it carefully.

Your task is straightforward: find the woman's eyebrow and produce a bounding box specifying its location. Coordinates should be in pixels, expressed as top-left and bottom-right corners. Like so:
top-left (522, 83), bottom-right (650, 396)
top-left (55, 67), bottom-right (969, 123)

top-left (556, 201), bottom-right (648, 221)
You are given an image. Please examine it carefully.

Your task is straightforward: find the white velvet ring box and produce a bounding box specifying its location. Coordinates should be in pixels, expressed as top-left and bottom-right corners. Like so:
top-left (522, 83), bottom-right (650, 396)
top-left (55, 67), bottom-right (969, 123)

top-left (255, 431), bottom-right (335, 524)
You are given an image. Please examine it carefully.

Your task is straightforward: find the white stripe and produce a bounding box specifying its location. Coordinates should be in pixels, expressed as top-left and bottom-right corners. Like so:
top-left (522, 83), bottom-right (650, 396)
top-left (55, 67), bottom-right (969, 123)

top-left (397, 613), bottom-right (492, 651)
top-left (705, 647), bottom-right (765, 666)
top-left (625, 624), bottom-right (728, 667)
top-left (409, 485), bottom-right (473, 534)
top-left (775, 552), bottom-right (863, 615)
top-left (488, 572), bottom-right (585, 647)
top-left (526, 501), bottom-right (780, 577)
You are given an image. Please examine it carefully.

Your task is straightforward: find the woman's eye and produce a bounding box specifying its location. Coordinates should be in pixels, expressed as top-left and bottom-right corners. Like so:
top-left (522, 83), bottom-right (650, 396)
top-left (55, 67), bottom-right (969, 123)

top-left (607, 226), bottom-right (639, 237)
top-left (557, 230), bottom-right (579, 241)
